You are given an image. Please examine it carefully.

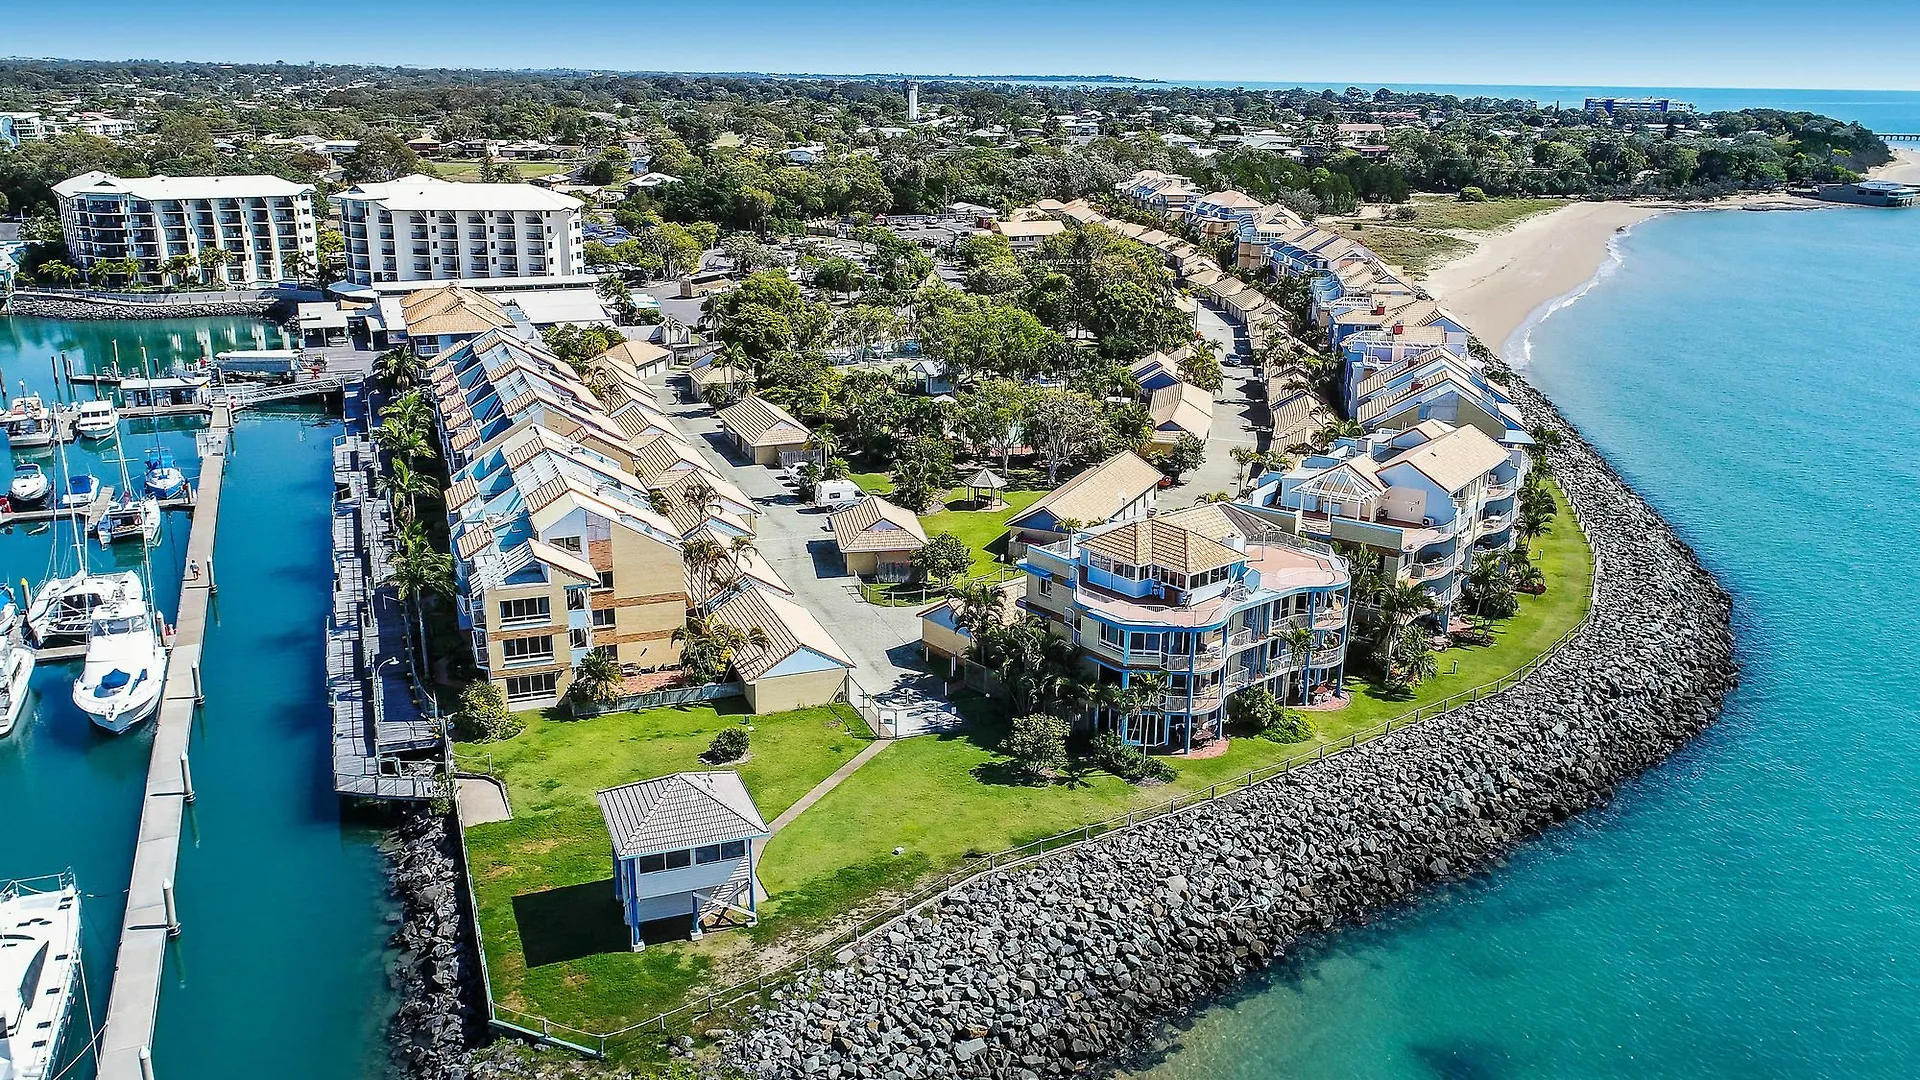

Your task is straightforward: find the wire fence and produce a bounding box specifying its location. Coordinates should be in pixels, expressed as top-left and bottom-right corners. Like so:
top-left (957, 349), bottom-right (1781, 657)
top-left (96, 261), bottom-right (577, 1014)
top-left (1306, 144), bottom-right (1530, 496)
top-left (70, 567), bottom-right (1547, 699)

top-left (459, 489), bottom-right (1603, 1058)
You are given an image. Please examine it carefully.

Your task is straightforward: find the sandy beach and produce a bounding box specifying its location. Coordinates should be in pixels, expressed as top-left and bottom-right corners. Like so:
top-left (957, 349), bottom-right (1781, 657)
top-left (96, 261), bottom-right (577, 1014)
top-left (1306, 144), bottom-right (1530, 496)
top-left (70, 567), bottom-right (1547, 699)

top-left (1423, 148), bottom-right (1920, 355)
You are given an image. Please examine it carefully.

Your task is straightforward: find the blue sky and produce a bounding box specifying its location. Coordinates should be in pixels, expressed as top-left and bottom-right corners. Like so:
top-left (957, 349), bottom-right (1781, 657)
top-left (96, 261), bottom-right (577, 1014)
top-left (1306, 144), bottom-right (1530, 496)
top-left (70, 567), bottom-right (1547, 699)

top-left (7, 0), bottom-right (1920, 91)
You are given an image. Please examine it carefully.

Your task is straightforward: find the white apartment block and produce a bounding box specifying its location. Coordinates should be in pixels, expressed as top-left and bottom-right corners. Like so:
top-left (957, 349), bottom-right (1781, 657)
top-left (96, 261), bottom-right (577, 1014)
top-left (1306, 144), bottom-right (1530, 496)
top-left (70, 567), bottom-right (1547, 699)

top-left (331, 174), bottom-right (585, 288)
top-left (52, 171), bottom-right (319, 286)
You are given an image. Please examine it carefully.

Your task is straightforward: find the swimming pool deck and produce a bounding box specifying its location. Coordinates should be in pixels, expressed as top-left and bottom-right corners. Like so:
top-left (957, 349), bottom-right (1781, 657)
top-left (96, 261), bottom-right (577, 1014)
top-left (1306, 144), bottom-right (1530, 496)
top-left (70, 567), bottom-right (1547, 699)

top-left (95, 402), bottom-right (230, 1080)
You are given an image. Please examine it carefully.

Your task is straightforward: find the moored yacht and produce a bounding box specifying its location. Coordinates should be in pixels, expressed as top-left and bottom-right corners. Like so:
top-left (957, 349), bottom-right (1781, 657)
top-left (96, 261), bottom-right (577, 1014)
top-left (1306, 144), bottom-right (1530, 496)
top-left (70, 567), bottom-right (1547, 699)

top-left (0, 872), bottom-right (82, 1080)
top-left (94, 494), bottom-right (160, 548)
top-left (71, 401), bottom-right (118, 441)
top-left (72, 593), bottom-right (166, 733)
top-left (142, 448), bottom-right (186, 500)
top-left (0, 590), bottom-right (34, 739)
top-left (25, 571), bottom-right (142, 648)
top-left (0, 396), bottom-right (58, 450)
top-left (55, 475), bottom-right (101, 511)
top-left (7, 465), bottom-right (48, 506)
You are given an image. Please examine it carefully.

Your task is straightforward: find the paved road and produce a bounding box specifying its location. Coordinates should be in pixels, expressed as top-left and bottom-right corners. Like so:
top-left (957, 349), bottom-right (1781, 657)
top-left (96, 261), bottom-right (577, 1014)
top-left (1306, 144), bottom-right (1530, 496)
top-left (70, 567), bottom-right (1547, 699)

top-left (653, 380), bottom-right (963, 734)
top-left (1165, 300), bottom-right (1263, 508)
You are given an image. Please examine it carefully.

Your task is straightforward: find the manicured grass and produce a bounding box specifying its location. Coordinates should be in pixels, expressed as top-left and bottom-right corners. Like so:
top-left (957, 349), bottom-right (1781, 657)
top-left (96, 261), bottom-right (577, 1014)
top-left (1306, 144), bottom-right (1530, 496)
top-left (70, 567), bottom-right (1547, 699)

top-left (918, 489), bottom-right (1045, 575)
top-left (847, 471), bottom-right (894, 494)
top-left (765, 478), bottom-right (1593, 917)
top-left (1406, 195), bottom-right (1564, 232)
top-left (458, 703), bottom-right (873, 1034)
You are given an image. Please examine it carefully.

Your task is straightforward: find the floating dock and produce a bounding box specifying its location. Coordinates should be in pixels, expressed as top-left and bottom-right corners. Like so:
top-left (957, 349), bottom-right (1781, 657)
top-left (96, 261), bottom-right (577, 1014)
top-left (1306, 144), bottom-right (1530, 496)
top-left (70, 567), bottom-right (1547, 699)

top-left (94, 402), bottom-right (231, 1080)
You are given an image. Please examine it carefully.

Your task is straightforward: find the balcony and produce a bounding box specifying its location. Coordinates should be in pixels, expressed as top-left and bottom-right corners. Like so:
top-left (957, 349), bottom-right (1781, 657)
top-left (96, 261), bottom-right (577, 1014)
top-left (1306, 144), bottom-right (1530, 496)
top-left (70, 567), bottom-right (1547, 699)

top-left (1477, 510), bottom-right (1514, 538)
top-left (1486, 476), bottom-right (1519, 499)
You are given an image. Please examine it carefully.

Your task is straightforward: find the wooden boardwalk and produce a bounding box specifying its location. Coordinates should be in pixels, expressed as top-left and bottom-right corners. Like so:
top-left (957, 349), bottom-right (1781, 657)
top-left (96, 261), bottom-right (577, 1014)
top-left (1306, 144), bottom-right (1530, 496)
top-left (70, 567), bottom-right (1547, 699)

top-left (95, 402), bottom-right (232, 1080)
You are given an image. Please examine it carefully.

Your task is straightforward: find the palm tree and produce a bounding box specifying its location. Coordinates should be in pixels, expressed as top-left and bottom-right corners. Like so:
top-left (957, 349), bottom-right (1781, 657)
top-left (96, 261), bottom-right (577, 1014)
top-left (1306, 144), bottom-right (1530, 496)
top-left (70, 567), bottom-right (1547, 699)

top-left (1515, 479), bottom-right (1558, 557)
top-left (680, 535), bottom-right (730, 608)
top-left (383, 524), bottom-right (455, 673)
top-left (672, 615), bottom-right (771, 685)
top-left (811, 427), bottom-right (841, 470)
top-left (1198, 491), bottom-right (1234, 504)
top-left (373, 413), bottom-right (433, 465)
top-left (1314, 419), bottom-right (1365, 448)
top-left (161, 254), bottom-right (194, 288)
top-left (1085, 680), bottom-right (1125, 731)
top-left (37, 261), bottom-right (81, 287)
top-left (566, 648), bottom-right (624, 711)
top-left (1371, 581), bottom-right (1439, 666)
top-left (1465, 550), bottom-right (1512, 620)
top-left (1280, 623), bottom-right (1316, 705)
top-left (373, 348), bottom-right (424, 392)
top-left (950, 576), bottom-right (1008, 638)
top-left (378, 457), bottom-right (436, 527)
top-left (1393, 624), bottom-right (1438, 688)
top-left (1526, 424), bottom-right (1565, 474)
top-left (1122, 672), bottom-right (1170, 745)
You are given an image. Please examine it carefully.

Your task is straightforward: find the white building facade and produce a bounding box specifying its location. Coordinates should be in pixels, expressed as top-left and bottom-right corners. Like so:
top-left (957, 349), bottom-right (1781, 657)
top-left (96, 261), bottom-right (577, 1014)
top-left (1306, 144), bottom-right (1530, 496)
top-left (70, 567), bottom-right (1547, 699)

top-left (331, 174), bottom-right (585, 288)
top-left (51, 171), bottom-right (318, 286)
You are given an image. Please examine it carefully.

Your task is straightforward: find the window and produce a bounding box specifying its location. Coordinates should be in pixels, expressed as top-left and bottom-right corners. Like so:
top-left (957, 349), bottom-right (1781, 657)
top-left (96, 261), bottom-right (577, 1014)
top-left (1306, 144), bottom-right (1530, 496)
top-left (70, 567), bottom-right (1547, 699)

top-left (595, 570), bottom-right (615, 592)
top-left (591, 607), bottom-right (616, 628)
top-left (551, 535), bottom-right (582, 553)
top-left (498, 596), bottom-right (550, 625)
top-left (501, 635), bottom-right (555, 665)
top-left (504, 671), bottom-right (558, 703)
top-left (1099, 623), bottom-right (1124, 648)
top-left (637, 852), bottom-right (665, 874)
top-left (569, 628), bottom-right (589, 650)
top-left (1036, 577), bottom-right (1053, 597)
top-left (694, 844), bottom-right (724, 864)
top-left (663, 849), bottom-right (691, 871)
top-left (566, 588), bottom-right (587, 611)
top-left (720, 840), bottom-right (747, 860)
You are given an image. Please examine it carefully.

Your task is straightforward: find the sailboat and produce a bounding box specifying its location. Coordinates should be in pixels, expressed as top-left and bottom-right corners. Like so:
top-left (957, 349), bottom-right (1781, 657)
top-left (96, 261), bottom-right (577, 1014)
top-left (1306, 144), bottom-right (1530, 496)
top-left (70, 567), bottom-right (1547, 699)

top-left (0, 587), bottom-right (36, 738)
top-left (0, 872), bottom-right (82, 1080)
top-left (95, 432), bottom-right (160, 548)
top-left (24, 437), bottom-right (141, 647)
top-left (136, 348), bottom-right (189, 502)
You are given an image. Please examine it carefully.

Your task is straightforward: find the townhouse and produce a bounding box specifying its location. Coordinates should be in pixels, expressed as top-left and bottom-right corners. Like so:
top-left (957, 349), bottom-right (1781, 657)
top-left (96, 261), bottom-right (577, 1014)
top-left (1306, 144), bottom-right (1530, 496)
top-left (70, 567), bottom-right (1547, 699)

top-left (1242, 420), bottom-right (1526, 614)
top-left (52, 171), bottom-right (318, 286)
top-left (1017, 505), bottom-right (1351, 753)
top-left (1113, 170), bottom-right (1200, 217)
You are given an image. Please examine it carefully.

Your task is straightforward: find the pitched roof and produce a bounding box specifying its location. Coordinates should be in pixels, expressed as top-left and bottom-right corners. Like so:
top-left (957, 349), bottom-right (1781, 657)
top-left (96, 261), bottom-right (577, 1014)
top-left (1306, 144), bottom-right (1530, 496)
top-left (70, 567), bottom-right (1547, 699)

top-left (1010, 451), bottom-right (1163, 532)
top-left (962, 467), bottom-right (1007, 491)
top-left (400, 286), bottom-right (517, 337)
top-left (717, 395), bottom-right (811, 448)
top-left (709, 585), bottom-right (855, 682)
top-left (830, 496), bottom-right (928, 554)
top-left (1150, 381), bottom-right (1215, 440)
top-left (1080, 517), bottom-right (1242, 576)
top-left (598, 771), bottom-right (769, 857)
top-left (1268, 388), bottom-right (1335, 448)
top-left (1379, 423), bottom-right (1510, 493)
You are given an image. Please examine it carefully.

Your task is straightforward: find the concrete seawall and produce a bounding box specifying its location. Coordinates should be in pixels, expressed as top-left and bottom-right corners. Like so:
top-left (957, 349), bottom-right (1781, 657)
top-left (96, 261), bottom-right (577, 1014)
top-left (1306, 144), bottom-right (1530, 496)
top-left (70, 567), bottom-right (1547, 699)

top-left (720, 372), bottom-right (1739, 1080)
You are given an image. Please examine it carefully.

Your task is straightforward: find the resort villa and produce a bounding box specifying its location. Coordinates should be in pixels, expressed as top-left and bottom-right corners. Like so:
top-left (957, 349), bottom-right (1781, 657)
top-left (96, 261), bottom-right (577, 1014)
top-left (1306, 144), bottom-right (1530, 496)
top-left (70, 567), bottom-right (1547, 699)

top-left (599, 771), bottom-right (769, 949)
top-left (1017, 505), bottom-right (1351, 753)
top-left (1243, 420), bottom-right (1526, 614)
top-left (1004, 450), bottom-right (1164, 558)
top-left (52, 170), bottom-right (319, 286)
top-left (717, 395), bottom-right (813, 467)
top-left (828, 496), bottom-right (928, 581)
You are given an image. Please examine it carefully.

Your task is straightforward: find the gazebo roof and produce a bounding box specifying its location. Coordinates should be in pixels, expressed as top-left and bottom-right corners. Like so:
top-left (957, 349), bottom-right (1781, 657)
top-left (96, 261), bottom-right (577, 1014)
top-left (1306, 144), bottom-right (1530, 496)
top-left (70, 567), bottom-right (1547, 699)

top-left (962, 467), bottom-right (1008, 491)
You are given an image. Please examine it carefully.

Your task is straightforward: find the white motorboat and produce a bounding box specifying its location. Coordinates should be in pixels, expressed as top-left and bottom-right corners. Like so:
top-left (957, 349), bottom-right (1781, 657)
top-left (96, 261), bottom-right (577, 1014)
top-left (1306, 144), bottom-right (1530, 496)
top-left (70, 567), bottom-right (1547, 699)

top-left (55, 475), bottom-right (101, 511)
top-left (6, 465), bottom-right (48, 506)
top-left (0, 592), bottom-right (34, 739)
top-left (25, 571), bottom-right (142, 647)
top-left (71, 400), bottom-right (118, 441)
top-left (72, 593), bottom-right (166, 734)
top-left (0, 872), bottom-right (82, 1080)
top-left (0, 395), bottom-right (58, 450)
top-left (94, 495), bottom-right (160, 548)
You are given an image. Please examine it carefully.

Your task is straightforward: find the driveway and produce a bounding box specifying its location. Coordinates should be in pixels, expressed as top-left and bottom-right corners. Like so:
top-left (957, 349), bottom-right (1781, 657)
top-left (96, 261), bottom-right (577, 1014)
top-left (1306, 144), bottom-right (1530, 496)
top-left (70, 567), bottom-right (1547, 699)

top-left (651, 383), bottom-right (964, 734)
top-left (1164, 301), bottom-right (1263, 508)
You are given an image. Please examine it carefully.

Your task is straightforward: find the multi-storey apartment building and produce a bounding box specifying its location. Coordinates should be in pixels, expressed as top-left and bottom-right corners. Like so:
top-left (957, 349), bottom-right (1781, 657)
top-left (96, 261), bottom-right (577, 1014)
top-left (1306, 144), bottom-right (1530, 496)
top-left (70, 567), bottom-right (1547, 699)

top-left (52, 171), bottom-right (318, 286)
top-left (1019, 506), bottom-right (1351, 754)
top-left (331, 174), bottom-right (585, 287)
top-left (445, 420), bottom-right (691, 710)
top-left (1243, 420), bottom-right (1526, 613)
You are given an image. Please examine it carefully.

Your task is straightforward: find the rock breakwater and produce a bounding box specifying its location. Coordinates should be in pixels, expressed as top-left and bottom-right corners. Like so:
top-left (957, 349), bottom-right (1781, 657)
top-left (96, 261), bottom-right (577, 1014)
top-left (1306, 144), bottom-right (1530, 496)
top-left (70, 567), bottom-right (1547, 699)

top-left (6, 292), bottom-right (277, 321)
top-left (723, 373), bottom-right (1738, 1080)
top-left (388, 808), bottom-right (488, 1079)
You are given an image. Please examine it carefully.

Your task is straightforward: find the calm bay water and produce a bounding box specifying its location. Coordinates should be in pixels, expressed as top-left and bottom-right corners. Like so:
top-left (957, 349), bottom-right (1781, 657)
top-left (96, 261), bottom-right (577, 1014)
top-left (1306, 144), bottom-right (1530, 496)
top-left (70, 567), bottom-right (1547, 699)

top-left (1137, 207), bottom-right (1920, 1079)
top-left (0, 315), bottom-right (393, 1078)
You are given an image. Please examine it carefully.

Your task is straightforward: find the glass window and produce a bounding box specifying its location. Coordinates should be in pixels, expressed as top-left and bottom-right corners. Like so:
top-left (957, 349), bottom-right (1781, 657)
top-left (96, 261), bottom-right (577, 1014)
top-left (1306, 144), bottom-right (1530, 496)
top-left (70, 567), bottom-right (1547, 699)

top-left (596, 570), bottom-right (615, 592)
top-left (591, 607), bottom-right (616, 628)
top-left (551, 535), bottom-right (583, 553)
top-left (498, 596), bottom-right (550, 623)
top-left (569, 628), bottom-right (589, 650)
top-left (638, 853), bottom-right (665, 873)
top-left (719, 840), bottom-right (747, 860)
top-left (663, 849), bottom-right (691, 870)
top-left (1036, 577), bottom-right (1053, 596)
top-left (501, 635), bottom-right (554, 663)
top-left (1100, 623), bottom-right (1124, 647)
top-left (504, 671), bottom-right (558, 702)
top-left (694, 844), bottom-right (723, 864)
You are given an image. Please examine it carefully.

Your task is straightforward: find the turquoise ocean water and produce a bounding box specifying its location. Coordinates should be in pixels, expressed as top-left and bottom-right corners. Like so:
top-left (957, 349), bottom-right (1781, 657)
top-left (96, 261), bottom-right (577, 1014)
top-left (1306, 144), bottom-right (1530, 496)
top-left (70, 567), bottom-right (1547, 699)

top-left (1137, 206), bottom-right (1920, 1079)
top-left (0, 316), bottom-right (392, 1079)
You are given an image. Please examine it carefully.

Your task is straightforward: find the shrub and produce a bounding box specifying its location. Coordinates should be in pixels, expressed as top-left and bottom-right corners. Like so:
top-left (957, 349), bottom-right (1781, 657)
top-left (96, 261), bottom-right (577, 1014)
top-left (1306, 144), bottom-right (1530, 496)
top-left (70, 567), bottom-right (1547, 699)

top-left (1002, 713), bottom-right (1068, 784)
top-left (1458, 186), bottom-right (1489, 203)
top-left (1390, 203), bottom-right (1419, 221)
top-left (452, 681), bottom-right (522, 743)
top-left (1086, 731), bottom-right (1174, 784)
top-left (705, 726), bottom-right (750, 763)
top-left (1227, 685), bottom-right (1313, 743)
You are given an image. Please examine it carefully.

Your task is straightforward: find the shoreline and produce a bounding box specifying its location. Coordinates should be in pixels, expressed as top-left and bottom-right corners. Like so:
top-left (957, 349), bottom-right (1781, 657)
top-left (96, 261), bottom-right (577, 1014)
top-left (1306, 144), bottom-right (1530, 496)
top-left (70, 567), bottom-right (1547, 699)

top-left (1424, 147), bottom-right (1920, 362)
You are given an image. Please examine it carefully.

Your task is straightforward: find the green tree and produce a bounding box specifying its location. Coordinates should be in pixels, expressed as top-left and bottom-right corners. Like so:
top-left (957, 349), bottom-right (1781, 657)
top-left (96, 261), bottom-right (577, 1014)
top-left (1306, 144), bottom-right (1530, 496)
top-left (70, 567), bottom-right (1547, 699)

top-left (911, 532), bottom-right (972, 584)
top-left (1002, 713), bottom-right (1068, 784)
top-left (452, 681), bottom-right (522, 742)
top-left (566, 649), bottom-right (624, 712)
top-left (342, 132), bottom-right (431, 184)
top-left (1160, 433), bottom-right (1207, 484)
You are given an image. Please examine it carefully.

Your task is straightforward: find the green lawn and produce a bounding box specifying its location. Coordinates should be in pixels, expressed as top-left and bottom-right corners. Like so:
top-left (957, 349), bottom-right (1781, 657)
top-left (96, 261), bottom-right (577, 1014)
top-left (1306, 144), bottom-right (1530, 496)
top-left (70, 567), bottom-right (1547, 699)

top-left (458, 703), bottom-right (873, 1034)
top-left (434, 159), bottom-right (577, 182)
top-left (457, 483), bottom-right (1592, 1042)
top-left (847, 471), bottom-right (894, 494)
top-left (918, 489), bottom-right (1046, 575)
top-left (765, 479), bottom-right (1593, 921)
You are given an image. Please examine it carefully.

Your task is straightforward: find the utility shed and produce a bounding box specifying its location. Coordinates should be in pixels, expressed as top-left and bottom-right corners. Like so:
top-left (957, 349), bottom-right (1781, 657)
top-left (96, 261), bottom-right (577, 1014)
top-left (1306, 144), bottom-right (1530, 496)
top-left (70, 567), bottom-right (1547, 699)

top-left (597, 771), bottom-right (770, 949)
